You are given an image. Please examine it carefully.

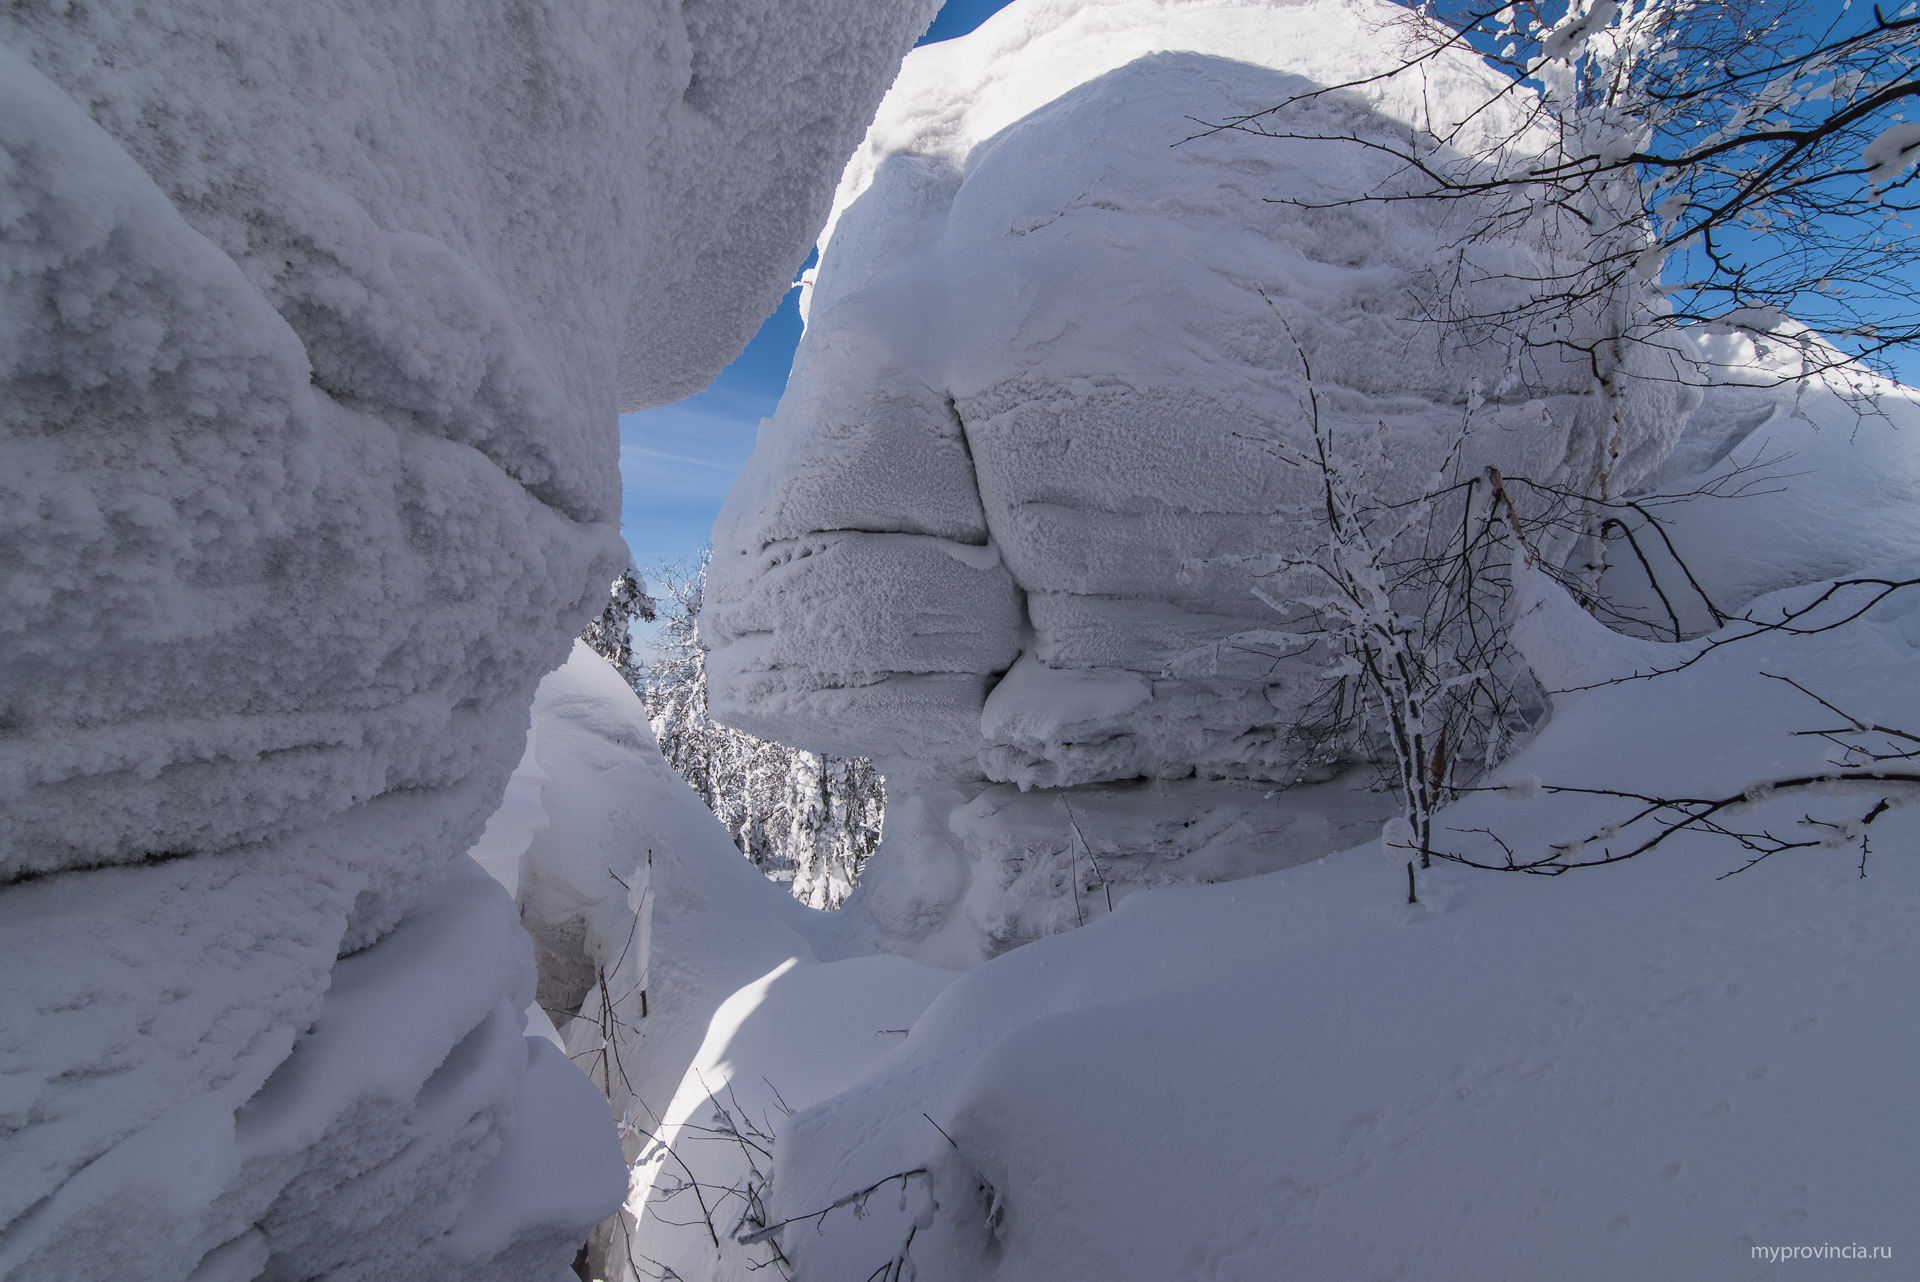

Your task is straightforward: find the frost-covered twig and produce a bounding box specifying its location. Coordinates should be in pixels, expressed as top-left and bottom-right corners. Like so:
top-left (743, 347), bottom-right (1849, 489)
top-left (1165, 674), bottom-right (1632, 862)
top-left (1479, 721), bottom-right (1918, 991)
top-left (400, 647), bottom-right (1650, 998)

top-left (734, 1111), bottom-right (1001, 1282)
top-left (1447, 773), bottom-right (1916, 874)
top-left (734, 1169), bottom-right (929, 1247)
top-left (1187, 0), bottom-right (1920, 384)
top-left (1061, 799), bottom-right (1115, 918)
top-left (1447, 682), bottom-right (1919, 878)
top-left (617, 1079), bottom-right (798, 1276)
top-left (1550, 574), bottom-right (1920, 692)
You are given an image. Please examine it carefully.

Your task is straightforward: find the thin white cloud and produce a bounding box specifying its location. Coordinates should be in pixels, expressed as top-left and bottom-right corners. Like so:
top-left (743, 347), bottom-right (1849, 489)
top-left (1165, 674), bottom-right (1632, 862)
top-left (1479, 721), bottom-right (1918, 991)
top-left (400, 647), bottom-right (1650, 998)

top-left (621, 446), bottom-right (739, 471)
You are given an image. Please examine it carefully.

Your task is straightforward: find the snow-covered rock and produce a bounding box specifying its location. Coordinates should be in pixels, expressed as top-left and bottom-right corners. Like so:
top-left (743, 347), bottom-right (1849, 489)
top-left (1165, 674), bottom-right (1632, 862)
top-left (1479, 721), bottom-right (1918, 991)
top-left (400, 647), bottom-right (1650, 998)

top-left (599, 521), bottom-right (1920, 1280)
top-left (600, 372), bottom-right (1920, 1279)
top-left (0, 0), bottom-right (935, 1274)
top-left (704, 0), bottom-right (1691, 961)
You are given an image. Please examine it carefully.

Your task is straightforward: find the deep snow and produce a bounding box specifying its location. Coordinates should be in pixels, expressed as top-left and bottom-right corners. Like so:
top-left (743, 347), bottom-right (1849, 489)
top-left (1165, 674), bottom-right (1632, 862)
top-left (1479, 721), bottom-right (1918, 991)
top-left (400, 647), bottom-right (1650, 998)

top-left (8, 0), bottom-right (1920, 1278)
top-left (603, 399), bottom-right (1920, 1277)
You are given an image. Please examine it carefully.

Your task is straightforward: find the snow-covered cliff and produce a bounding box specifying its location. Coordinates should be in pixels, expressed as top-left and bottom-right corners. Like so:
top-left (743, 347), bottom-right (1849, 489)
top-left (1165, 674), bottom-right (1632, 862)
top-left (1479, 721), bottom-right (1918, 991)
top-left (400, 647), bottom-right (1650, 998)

top-left (0, 1), bottom-right (935, 1276)
top-left (704, 0), bottom-right (1692, 961)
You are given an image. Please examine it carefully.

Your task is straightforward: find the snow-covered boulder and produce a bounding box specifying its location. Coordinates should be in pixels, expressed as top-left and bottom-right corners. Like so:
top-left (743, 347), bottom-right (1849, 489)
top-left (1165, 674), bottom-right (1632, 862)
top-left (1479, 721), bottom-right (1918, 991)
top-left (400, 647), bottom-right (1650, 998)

top-left (0, 0), bottom-right (934, 1275)
top-left (704, 0), bottom-right (1690, 961)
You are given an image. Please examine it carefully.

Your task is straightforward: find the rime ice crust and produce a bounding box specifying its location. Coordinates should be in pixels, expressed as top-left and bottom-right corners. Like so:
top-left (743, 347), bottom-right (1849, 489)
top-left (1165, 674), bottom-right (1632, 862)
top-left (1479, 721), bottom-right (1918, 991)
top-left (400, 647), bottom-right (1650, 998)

top-left (0, 0), bottom-right (935, 1274)
top-left (704, 0), bottom-right (1690, 960)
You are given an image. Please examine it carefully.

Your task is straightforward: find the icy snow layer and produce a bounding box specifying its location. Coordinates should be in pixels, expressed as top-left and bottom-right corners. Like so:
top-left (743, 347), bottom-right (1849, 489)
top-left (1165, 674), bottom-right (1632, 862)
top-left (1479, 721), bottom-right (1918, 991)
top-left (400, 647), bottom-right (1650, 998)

top-left (0, 846), bottom-right (625, 1281)
top-left (704, 0), bottom-right (1693, 961)
top-left (0, 0), bottom-right (935, 1274)
top-left (737, 563), bottom-right (1920, 1281)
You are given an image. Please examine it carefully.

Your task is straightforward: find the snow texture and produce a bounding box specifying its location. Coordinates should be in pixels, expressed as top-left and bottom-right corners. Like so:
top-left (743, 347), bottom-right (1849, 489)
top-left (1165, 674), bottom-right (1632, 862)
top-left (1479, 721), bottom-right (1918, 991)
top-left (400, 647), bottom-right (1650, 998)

top-left (637, 456), bottom-right (1920, 1281)
top-left (1, 849), bottom-right (624, 1281)
top-left (0, 0), bottom-right (935, 1274)
top-left (1864, 119), bottom-right (1920, 188)
top-left (767, 582), bottom-right (1920, 1280)
top-left (705, 0), bottom-right (1693, 961)
top-left (511, 647), bottom-right (665, 1030)
top-left (1604, 335), bottom-right (1920, 639)
top-left (611, 396), bottom-right (1920, 1278)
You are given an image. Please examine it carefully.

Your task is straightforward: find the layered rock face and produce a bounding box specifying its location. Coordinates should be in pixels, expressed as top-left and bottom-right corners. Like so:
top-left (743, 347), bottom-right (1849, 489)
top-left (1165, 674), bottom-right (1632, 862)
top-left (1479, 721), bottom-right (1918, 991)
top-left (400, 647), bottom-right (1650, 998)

top-left (705, 0), bottom-right (1690, 961)
top-left (0, 1), bottom-right (933, 1276)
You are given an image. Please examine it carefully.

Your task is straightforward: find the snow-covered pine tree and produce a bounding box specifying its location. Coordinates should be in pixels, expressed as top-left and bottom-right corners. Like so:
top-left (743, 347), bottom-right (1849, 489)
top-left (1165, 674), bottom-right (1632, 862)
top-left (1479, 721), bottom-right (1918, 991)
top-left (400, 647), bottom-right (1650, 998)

top-left (628, 553), bottom-right (885, 907)
top-left (781, 750), bottom-right (887, 909)
top-left (579, 565), bottom-right (654, 680)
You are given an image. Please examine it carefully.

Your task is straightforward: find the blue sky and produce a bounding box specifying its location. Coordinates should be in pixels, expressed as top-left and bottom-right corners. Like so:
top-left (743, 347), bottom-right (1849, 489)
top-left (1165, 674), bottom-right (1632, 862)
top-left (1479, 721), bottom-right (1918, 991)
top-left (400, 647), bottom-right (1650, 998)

top-left (618, 0), bottom-right (1016, 578)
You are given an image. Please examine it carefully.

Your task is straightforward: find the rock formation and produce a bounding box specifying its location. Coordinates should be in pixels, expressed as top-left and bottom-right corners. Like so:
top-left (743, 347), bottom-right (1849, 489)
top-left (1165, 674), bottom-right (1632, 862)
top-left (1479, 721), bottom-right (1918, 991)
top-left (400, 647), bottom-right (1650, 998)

top-left (0, 0), bottom-right (934, 1275)
top-left (705, 0), bottom-right (1691, 961)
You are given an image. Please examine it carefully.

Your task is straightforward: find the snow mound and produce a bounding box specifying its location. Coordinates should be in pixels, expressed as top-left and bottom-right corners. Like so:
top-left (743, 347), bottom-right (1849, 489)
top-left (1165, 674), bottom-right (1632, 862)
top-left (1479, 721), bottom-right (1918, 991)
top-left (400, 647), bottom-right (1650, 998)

top-left (0, 0), bottom-right (934, 1272)
top-left (1, 852), bottom-right (623, 1280)
top-left (1602, 341), bottom-right (1920, 639)
top-left (705, 0), bottom-right (1691, 960)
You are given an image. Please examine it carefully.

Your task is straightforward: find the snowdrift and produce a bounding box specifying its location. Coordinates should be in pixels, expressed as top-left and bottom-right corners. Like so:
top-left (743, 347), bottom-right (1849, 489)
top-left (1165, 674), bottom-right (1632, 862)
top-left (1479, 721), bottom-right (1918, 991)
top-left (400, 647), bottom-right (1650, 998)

top-left (0, 0), bottom-right (935, 1276)
top-left (483, 645), bottom-right (962, 1281)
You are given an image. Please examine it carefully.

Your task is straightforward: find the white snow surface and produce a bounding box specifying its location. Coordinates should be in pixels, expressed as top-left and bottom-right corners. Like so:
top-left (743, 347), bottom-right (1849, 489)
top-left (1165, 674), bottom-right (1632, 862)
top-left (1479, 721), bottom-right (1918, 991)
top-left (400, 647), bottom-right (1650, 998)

top-left (0, 0), bottom-right (935, 1275)
top-left (625, 548), bottom-right (1920, 1282)
top-left (704, 0), bottom-right (1696, 959)
top-left (0, 847), bottom-right (624, 1281)
top-left (770, 599), bottom-right (1920, 1280)
top-left (1604, 339), bottom-right (1920, 639)
top-left (484, 645), bottom-right (962, 1281)
top-left (530, 372), bottom-right (1920, 1280)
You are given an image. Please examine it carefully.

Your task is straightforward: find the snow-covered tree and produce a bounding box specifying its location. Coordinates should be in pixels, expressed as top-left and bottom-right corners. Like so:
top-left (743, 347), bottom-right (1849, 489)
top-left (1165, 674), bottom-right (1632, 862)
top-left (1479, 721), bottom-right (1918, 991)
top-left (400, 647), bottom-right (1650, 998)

top-left (1181, 320), bottom-right (1760, 890)
top-left (1195, 0), bottom-right (1920, 598)
top-left (780, 750), bottom-right (888, 910)
top-left (1168, 0), bottom-right (1920, 877)
top-left (579, 565), bottom-right (654, 680)
top-left (1171, 329), bottom-right (1537, 888)
top-left (633, 553), bottom-right (884, 907)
